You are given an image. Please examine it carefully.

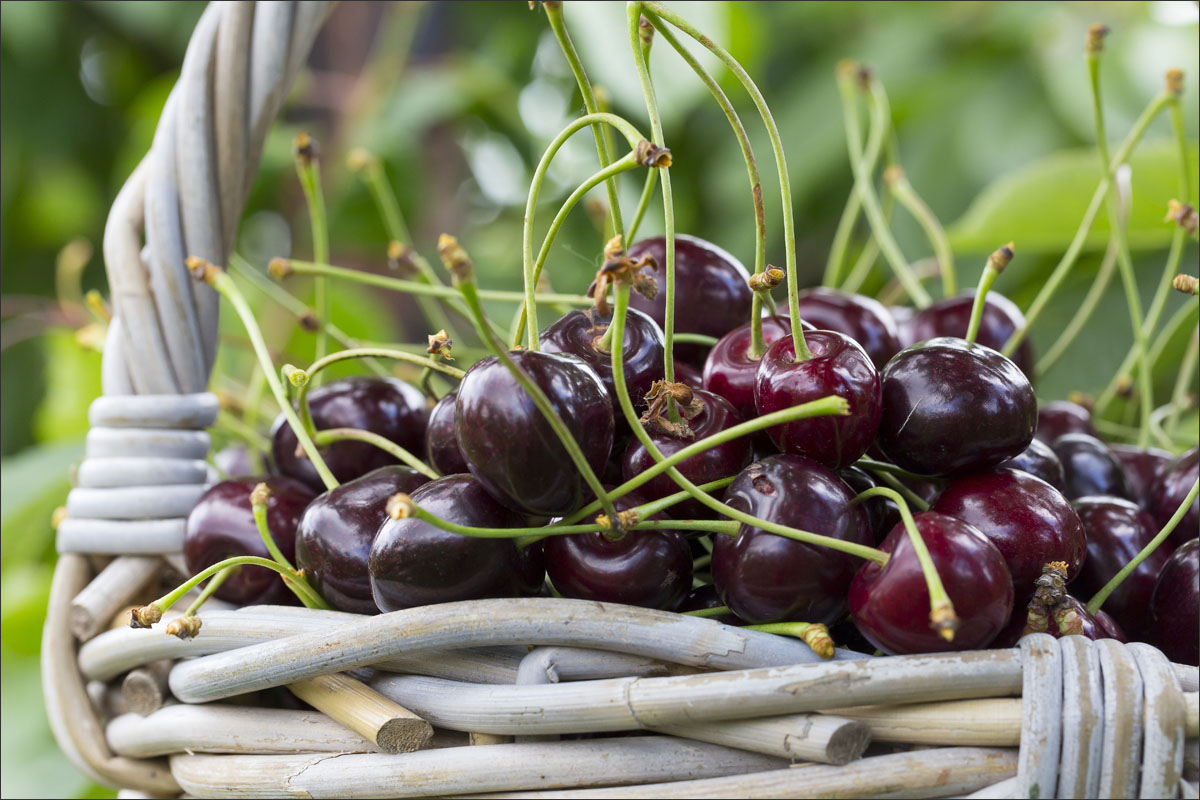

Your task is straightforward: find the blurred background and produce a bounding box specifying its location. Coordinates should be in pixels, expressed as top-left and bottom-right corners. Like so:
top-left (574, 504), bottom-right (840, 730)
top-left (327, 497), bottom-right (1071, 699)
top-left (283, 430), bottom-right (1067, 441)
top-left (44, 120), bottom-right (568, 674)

top-left (1, 2), bottom-right (1197, 796)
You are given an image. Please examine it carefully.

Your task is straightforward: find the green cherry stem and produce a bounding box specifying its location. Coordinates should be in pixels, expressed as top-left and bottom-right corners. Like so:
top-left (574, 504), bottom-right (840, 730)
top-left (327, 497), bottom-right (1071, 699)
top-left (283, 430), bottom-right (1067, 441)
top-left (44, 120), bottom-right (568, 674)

top-left (543, 1), bottom-right (624, 241)
top-left (626, 169), bottom-right (659, 245)
top-left (182, 565), bottom-right (235, 616)
top-left (1166, 325), bottom-right (1199, 437)
top-left (250, 482), bottom-right (296, 571)
top-left (312, 428), bottom-right (440, 480)
top-left (825, 85), bottom-right (888, 289)
top-left (1036, 235), bottom-right (1120, 376)
top-left (885, 165), bottom-right (957, 297)
top-left (682, 605), bottom-right (732, 618)
top-left (965, 243), bottom-right (1014, 344)
top-left (1086, 478), bottom-right (1199, 616)
top-left (298, 347), bottom-right (466, 382)
top-left (191, 259), bottom-right (338, 490)
top-left (852, 486), bottom-right (958, 641)
top-left (294, 134), bottom-right (330, 373)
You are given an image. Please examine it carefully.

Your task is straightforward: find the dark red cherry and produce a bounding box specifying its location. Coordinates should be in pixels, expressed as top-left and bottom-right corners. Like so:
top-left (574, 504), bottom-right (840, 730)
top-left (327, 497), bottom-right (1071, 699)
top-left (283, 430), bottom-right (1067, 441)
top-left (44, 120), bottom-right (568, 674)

top-left (754, 330), bottom-right (881, 470)
top-left (368, 474), bottom-right (545, 611)
top-left (1050, 433), bottom-right (1133, 502)
top-left (889, 305), bottom-right (915, 330)
top-left (849, 511), bottom-right (1014, 655)
top-left (271, 376), bottom-right (430, 491)
top-left (1110, 444), bottom-right (1172, 511)
top-left (213, 445), bottom-right (254, 478)
top-left (295, 466), bottom-right (430, 615)
top-left (425, 390), bottom-right (469, 476)
top-left (456, 351), bottom-right (613, 517)
top-left (997, 438), bottom-right (1066, 493)
top-left (539, 307), bottom-right (665, 431)
top-left (1034, 400), bottom-right (1098, 444)
top-left (838, 466), bottom-right (894, 544)
top-left (627, 234), bottom-right (753, 366)
top-left (702, 316), bottom-right (796, 421)
top-left (1149, 538), bottom-right (1199, 666)
top-left (877, 338), bottom-right (1036, 476)
top-left (622, 388), bottom-right (750, 519)
top-left (901, 291), bottom-right (1034, 379)
top-left (1150, 447), bottom-right (1199, 550)
top-left (183, 476), bottom-right (316, 606)
top-left (678, 584), bottom-right (744, 626)
top-left (932, 468), bottom-right (1087, 598)
top-left (544, 489), bottom-right (691, 610)
top-left (711, 455), bottom-right (872, 625)
top-left (794, 287), bottom-right (901, 370)
top-left (1073, 496), bottom-right (1172, 635)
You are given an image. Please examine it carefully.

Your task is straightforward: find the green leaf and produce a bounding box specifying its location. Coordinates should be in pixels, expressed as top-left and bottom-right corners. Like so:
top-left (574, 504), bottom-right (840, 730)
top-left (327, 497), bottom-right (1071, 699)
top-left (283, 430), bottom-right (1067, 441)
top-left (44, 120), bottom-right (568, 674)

top-left (947, 139), bottom-right (1199, 255)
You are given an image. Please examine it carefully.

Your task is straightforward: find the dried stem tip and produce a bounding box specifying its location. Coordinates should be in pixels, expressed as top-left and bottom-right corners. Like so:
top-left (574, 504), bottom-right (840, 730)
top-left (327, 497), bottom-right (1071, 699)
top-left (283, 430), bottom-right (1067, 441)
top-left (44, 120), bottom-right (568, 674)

top-left (387, 241), bottom-right (419, 277)
top-left (130, 605), bottom-right (163, 629)
top-left (987, 242), bottom-right (1015, 273)
top-left (883, 165), bottom-right (905, 187)
top-left (929, 602), bottom-right (959, 643)
top-left (1165, 68), bottom-right (1184, 96)
top-left (1067, 391), bottom-right (1095, 412)
top-left (250, 482), bottom-right (271, 508)
top-left (1116, 374), bottom-right (1134, 398)
top-left (427, 330), bottom-right (454, 360)
top-left (186, 256), bottom-right (220, 283)
top-left (635, 140), bottom-right (673, 169)
top-left (268, 258), bottom-right (293, 279)
top-left (437, 234), bottom-right (474, 283)
top-left (835, 59), bottom-right (859, 82)
top-left (1166, 199), bottom-right (1199, 238)
top-left (387, 493), bottom-right (415, 521)
top-left (293, 131), bottom-right (318, 166)
top-left (801, 623), bottom-right (835, 660)
top-left (1174, 274), bottom-right (1199, 296)
top-left (748, 267), bottom-right (785, 293)
top-left (596, 508), bottom-right (640, 535)
top-left (298, 310), bottom-right (320, 333)
top-left (1084, 23), bottom-right (1110, 55)
top-left (164, 616), bottom-right (203, 640)
top-left (1031, 561), bottom-right (1069, 607)
top-left (346, 147), bottom-right (377, 173)
top-left (638, 15), bottom-right (655, 47)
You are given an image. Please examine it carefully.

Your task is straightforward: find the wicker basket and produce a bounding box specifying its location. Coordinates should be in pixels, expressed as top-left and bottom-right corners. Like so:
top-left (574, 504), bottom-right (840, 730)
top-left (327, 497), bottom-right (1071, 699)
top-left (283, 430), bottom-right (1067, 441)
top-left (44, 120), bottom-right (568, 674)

top-left (41, 2), bottom-right (1199, 798)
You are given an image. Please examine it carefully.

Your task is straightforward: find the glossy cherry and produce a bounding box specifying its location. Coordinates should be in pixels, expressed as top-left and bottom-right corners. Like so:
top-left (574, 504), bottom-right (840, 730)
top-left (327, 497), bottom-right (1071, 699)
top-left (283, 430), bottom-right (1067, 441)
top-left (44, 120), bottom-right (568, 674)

top-left (794, 287), bottom-right (901, 370)
top-left (901, 291), bottom-right (1034, 379)
top-left (997, 438), bottom-right (1066, 493)
top-left (295, 466), bottom-right (430, 615)
top-left (456, 351), bottom-right (613, 517)
top-left (672, 359), bottom-right (704, 389)
top-left (183, 476), bottom-right (316, 606)
top-left (702, 315), bottom-right (796, 421)
top-left (271, 376), bottom-right (430, 491)
top-left (213, 445), bottom-right (253, 478)
top-left (1110, 444), bottom-right (1172, 512)
top-left (678, 584), bottom-right (744, 626)
top-left (540, 308), bottom-right (665, 430)
top-left (711, 455), bottom-right (872, 625)
top-left (1050, 433), bottom-right (1132, 501)
top-left (1148, 538), bottom-right (1199, 666)
top-left (755, 330), bottom-right (882, 470)
top-left (1034, 400), bottom-right (1098, 444)
top-left (1073, 496), bottom-right (1171, 635)
top-left (622, 388), bottom-right (750, 520)
top-left (544, 489), bottom-right (691, 610)
top-left (628, 234), bottom-right (753, 366)
top-left (838, 466), bottom-right (895, 544)
top-left (932, 468), bottom-right (1087, 598)
top-left (368, 474), bottom-right (545, 611)
top-left (877, 337), bottom-right (1036, 476)
top-left (425, 390), bottom-right (469, 476)
top-left (1150, 446), bottom-right (1199, 550)
top-left (849, 511), bottom-right (1014, 655)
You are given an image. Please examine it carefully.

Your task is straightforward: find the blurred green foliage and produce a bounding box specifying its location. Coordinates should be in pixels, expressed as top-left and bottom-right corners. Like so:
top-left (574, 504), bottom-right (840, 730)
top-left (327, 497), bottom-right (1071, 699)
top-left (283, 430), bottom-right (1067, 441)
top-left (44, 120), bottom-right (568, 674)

top-left (1, 2), bottom-right (1196, 797)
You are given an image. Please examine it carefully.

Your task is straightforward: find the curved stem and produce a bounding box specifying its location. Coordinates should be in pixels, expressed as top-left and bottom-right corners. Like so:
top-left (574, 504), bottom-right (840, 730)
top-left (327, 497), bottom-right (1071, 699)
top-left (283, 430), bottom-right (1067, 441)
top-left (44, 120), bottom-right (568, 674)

top-left (887, 167), bottom-right (956, 297)
top-left (965, 247), bottom-right (1010, 344)
top-left (313, 427), bottom-right (440, 480)
top-left (671, 332), bottom-right (720, 347)
top-left (1167, 325), bottom-right (1198, 438)
top-left (871, 469), bottom-right (931, 512)
top-left (295, 137), bottom-right (330, 375)
top-left (1036, 236), bottom-right (1119, 376)
top-left (825, 87), bottom-right (888, 289)
top-left (302, 346), bottom-right (466, 382)
top-left (1086, 478), bottom-right (1198, 615)
top-left (626, 169), bottom-right (659, 245)
top-left (251, 487), bottom-right (296, 571)
top-left (183, 564), bottom-right (235, 616)
top-left (151, 556), bottom-right (330, 617)
top-left (682, 605), bottom-right (732, 618)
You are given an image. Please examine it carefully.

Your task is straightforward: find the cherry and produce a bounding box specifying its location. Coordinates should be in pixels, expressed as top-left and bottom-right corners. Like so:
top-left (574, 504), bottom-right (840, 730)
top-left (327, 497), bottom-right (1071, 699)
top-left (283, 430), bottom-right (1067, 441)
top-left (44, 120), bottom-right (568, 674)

top-left (793, 287), bottom-right (901, 370)
top-left (544, 489), bottom-right (691, 610)
top-left (1148, 538), bottom-right (1199, 666)
top-left (456, 350), bottom-right (613, 517)
top-left (627, 234), bottom-right (753, 366)
top-left (1034, 400), bottom-right (1098, 444)
top-left (539, 307), bottom-right (665, 433)
top-left (183, 476), bottom-right (316, 606)
top-left (295, 466), bottom-right (430, 615)
top-left (754, 330), bottom-right (882, 470)
top-left (1110, 444), bottom-right (1172, 512)
top-left (901, 291), bottom-right (1034, 379)
top-left (1150, 446), bottom-right (1199, 550)
top-left (838, 466), bottom-right (895, 544)
top-left (213, 445), bottom-right (253, 478)
top-left (368, 474), bottom-right (545, 611)
top-left (1072, 497), bottom-right (1171, 635)
top-left (622, 388), bottom-right (750, 520)
top-left (271, 376), bottom-right (430, 491)
top-left (711, 455), bottom-right (872, 625)
top-left (672, 359), bottom-right (704, 389)
top-left (997, 438), bottom-right (1066, 493)
top-left (702, 315), bottom-right (796, 421)
top-left (1050, 433), bottom-right (1132, 501)
top-left (931, 468), bottom-right (1087, 598)
top-left (877, 338), bottom-right (1036, 476)
top-left (425, 390), bottom-right (469, 476)
top-left (849, 511), bottom-right (1014, 655)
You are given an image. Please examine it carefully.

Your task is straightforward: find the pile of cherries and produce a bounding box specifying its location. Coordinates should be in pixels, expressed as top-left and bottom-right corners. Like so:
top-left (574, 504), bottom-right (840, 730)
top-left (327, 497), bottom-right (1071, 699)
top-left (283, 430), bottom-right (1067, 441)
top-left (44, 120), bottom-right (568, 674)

top-left (183, 232), bottom-right (1198, 666)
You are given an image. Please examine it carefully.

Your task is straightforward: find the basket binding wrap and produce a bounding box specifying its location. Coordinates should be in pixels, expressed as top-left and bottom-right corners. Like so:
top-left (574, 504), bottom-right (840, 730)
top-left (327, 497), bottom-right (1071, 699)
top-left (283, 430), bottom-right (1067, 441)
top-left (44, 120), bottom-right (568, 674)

top-left (41, 2), bottom-right (1199, 797)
